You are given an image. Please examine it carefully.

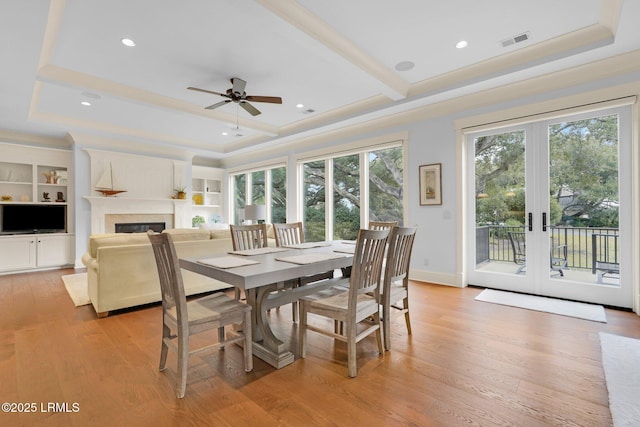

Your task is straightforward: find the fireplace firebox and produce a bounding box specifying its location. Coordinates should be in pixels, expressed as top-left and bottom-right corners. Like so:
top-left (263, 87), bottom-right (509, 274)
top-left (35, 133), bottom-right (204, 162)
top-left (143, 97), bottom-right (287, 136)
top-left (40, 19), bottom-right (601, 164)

top-left (115, 222), bottom-right (166, 233)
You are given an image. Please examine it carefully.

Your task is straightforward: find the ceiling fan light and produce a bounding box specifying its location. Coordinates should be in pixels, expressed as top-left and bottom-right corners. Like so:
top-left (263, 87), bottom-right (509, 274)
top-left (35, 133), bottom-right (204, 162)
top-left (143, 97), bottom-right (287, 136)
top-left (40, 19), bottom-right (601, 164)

top-left (121, 38), bottom-right (136, 47)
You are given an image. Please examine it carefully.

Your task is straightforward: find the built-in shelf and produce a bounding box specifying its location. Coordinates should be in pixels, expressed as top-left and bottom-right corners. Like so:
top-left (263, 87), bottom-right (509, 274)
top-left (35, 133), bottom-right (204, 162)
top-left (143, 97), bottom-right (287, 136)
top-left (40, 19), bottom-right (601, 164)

top-left (192, 166), bottom-right (224, 225)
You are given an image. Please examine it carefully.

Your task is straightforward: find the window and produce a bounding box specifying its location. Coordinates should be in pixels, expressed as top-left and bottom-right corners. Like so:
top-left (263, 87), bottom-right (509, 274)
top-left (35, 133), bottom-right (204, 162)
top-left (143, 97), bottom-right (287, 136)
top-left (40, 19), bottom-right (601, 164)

top-left (301, 144), bottom-right (404, 241)
top-left (230, 166), bottom-right (286, 224)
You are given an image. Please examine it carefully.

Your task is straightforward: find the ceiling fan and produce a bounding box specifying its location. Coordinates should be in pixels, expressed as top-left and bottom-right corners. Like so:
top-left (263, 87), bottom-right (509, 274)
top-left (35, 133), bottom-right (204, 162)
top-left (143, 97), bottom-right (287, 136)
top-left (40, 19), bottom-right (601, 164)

top-left (187, 77), bottom-right (282, 116)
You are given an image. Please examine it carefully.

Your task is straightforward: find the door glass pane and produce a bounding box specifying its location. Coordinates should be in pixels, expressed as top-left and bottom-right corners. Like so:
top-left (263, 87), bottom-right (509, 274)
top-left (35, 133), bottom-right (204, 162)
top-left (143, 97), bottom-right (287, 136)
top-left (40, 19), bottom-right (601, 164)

top-left (333, 154), bottom-right (360, 240)
top-left (303, 160), bottom-right (326, 241)
top-left (474, 131), bottom-right (526, 275)
top-left (548, 114), bottom-right (620, 285)
top-left (369, 146), bottom-right (404, 225)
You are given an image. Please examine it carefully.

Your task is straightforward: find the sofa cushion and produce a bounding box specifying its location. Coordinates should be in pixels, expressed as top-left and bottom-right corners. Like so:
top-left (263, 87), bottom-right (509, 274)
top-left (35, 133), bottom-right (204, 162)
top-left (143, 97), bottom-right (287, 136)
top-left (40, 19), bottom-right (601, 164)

top-left (210, 229), bottom-right (231, 240)
top-left (89, 233), bottom-right (150, 258)
top-left (163, 228), bottom-right (211, 242)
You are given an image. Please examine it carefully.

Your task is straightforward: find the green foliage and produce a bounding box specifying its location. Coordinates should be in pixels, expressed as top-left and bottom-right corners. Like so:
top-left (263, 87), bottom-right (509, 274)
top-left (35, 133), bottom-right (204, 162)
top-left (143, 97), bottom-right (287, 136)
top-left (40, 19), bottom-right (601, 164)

top-left (474, 115), bottom-right (619, 228)
top-left (192, 215), bottom-right (205, 227)
top-left (302, 147), bottom-right (404, 240)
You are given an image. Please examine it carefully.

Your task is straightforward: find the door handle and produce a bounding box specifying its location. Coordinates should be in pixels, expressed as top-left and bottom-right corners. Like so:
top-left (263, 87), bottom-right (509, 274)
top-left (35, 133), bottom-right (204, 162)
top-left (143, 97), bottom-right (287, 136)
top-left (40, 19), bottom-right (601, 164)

top-left (542, 212), bottom-right (547, 232)
top-left (528, 212), bottom-right (533, 232)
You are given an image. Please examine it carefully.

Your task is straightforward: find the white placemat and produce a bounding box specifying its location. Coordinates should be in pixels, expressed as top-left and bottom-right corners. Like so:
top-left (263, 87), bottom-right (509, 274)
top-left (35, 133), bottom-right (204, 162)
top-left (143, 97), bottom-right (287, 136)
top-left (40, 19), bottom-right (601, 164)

top-left (281, 242), bottom-right (331, 249)
top-left (228, 247), bottom-right (288, 256)
top-left (276, 252), bottom-right (346, 265)
top-left (334, 247), bottom-right (355, 254)
top-left (197, 256), bottom-right (260, 269)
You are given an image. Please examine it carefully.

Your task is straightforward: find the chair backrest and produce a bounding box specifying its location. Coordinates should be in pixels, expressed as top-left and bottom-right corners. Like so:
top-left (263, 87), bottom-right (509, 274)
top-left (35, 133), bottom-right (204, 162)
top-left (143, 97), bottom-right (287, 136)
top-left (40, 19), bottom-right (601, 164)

top-left (230, 223), bottom-right (268, 250)
top-left (368, 221), bottom-right (398, 230)
top-left (508, 231), bottom-right (526, 264)
top-left (348, 228), bottom-right (391, 311)
top-left (383, 226), bottom-right (417, 291)
top-left (147, 231), bottom-right (187, 324)
top-left (273, 222), bottom-right (304, 247)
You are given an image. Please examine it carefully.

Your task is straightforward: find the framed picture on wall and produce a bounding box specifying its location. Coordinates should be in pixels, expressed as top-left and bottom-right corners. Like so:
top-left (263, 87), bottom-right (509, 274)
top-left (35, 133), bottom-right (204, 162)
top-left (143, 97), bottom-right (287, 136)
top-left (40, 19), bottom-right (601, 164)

top-left (419, 163), bottom-right (442, 206)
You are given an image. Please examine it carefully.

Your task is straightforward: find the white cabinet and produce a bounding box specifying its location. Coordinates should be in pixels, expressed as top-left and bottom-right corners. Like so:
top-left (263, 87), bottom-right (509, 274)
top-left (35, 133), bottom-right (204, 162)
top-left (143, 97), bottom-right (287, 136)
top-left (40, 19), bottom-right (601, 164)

top-left (0, 144), bottom-right (75, 273)
top-left (36, 234), bottom-right (74, 268)
top-left (191, 166), bottom-right (224, 225)
top-left (0, 234), bottom-right (73, 273)
top-left (0, 235), bottom-right (36, 271)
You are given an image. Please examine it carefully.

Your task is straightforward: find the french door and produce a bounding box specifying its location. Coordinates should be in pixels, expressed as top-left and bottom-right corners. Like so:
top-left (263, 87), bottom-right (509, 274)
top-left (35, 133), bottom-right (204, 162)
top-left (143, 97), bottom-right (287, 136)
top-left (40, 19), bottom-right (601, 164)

top-left (466, 106), bottom-right (632, 308)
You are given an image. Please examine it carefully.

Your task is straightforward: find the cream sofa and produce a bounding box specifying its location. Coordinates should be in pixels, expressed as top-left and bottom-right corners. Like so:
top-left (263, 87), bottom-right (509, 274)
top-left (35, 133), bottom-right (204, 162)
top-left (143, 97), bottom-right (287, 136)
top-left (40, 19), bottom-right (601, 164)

top-left (81, 228), bottom-right (234, 317)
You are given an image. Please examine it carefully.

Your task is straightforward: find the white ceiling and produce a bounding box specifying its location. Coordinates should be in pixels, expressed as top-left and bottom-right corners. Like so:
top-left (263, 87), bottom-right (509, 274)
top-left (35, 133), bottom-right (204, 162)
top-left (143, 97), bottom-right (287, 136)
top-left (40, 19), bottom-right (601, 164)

top-left (1, 0), bottom-right (638, 162)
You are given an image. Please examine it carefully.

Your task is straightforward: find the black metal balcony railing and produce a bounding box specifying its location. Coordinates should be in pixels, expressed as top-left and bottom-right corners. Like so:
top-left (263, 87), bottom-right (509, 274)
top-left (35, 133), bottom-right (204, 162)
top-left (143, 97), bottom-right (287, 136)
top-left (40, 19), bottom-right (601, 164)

top-left (476, 225), bottom-right (620, 270)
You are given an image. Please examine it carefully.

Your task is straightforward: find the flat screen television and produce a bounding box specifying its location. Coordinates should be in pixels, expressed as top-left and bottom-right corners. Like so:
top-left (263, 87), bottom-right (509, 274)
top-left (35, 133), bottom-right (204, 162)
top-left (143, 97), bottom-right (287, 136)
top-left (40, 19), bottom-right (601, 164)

top-left (1, 204), bottom-right (67, 234)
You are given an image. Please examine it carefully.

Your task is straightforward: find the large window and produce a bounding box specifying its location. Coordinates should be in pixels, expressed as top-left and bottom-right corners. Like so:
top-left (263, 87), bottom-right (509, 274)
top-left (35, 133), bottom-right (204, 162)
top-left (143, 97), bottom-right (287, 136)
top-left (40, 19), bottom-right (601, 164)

top-left (303, 160), bottom-right (326, 241)
top-left (230, 166), bottom-right (286, 224)
top-left (301, 144), bottom-right (404, 241)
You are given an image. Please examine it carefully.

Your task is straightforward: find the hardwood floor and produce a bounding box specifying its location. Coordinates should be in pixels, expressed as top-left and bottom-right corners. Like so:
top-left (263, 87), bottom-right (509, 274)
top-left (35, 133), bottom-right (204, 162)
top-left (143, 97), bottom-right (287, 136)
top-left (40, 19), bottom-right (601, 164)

top-left (1, 268), bottom-right (638, 426)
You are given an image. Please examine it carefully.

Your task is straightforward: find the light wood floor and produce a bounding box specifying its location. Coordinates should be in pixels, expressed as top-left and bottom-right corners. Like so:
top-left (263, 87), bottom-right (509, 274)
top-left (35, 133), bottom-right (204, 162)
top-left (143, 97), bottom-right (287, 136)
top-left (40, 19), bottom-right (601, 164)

top-left (1, 268), bottom-right (639, 426)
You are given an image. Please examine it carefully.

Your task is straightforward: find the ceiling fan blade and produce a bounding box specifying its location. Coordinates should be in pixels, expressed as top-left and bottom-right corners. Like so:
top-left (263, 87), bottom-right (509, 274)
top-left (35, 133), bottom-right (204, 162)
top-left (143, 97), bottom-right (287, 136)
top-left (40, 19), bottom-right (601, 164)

top-left (187, 86), bottom-right (226, 97)
top-left (205, 100), bottom-right (232, 110)
top-left (245, 95), bottom-right (282, 104)
top-left (231, 77), bottom-right (247, 96)
top-left (239, 100), bottom-right (261, 116)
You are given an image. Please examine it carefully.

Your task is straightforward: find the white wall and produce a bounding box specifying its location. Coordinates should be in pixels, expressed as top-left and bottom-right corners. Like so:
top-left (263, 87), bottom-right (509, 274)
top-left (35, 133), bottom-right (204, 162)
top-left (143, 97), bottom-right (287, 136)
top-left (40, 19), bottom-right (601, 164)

top-left (220, 69), bottom-right (640, 289)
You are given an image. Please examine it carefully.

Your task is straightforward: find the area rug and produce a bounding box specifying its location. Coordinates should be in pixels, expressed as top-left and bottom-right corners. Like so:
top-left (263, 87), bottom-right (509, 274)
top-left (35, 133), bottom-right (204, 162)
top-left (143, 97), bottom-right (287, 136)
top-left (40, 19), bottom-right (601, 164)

top-left (599, 332), bottom-right (640, 426)
top-left (62, 273), bottom-right (90, 306)
top-left (475, 289), bottom-right (607, 322)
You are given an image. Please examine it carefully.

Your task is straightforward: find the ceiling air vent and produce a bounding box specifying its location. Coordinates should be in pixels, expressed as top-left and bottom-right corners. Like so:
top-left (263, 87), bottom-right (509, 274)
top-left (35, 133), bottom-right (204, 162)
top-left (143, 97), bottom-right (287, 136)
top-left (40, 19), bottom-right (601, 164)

top-left (500, 31), bottom-right (531, 48)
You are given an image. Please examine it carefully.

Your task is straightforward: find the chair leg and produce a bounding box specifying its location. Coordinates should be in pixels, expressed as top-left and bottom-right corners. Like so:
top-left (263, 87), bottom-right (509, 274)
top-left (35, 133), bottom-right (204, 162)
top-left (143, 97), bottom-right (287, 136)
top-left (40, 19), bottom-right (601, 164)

top-left (159, 323), bottom-right (170, 370)
top-left (291, 301), bottom-right (298, 323)
top-left (299, 303), bottom-right (308, 358)
top-left (176, 333), bottom-right (189, 399)
top-left (346, 322), bottom-right (357, 378)
top-left (243, 310), bottom-right (253, 372)
top-left (404, 297), bottom-right (412, 336)
top-left (218, 326), bottom-right (225, 349)
top-left (383, 303), bottom-right (391, 351)
top-left (374, 312), bottom-right (383, 355)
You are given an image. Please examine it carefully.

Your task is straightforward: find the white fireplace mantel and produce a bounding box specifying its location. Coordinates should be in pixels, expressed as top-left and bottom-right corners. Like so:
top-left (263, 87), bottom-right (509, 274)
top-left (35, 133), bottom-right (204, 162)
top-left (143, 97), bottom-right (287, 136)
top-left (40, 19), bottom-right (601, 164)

top-left (84, 197), bottom-right (190, 234)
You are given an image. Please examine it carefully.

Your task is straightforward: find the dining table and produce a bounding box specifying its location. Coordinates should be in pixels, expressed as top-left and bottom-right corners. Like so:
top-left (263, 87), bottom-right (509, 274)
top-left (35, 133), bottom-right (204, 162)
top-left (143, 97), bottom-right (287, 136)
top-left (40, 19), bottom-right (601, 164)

top-left (179, 240), bottom-right (356, 368)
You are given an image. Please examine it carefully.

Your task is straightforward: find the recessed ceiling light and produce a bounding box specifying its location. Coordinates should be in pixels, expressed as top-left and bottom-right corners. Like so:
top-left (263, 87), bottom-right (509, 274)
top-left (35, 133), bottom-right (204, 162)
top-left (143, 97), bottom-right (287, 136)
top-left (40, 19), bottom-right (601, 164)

top-left (394, 61), bottom-right (415, 71)
top-left (456, 40), bottom-right (468, 49)
top-left (121, 38), bottom-right (136, 47)
top-left (221, 132), bottom-right (229, 136)
top-left (296, 103), bottom-right (304, 108)
top-left (81, 101), bottom-right (92, 107)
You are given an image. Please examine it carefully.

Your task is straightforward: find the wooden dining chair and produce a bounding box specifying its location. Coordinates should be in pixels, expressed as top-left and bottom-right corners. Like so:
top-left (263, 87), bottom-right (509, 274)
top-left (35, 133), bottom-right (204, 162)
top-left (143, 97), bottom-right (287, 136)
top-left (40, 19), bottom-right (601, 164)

top-left (273, 222), bottom-right (335, 286)
top-left (368, 220), bottom-right (398, 230)
top-left (230, 223), bottom-right (268, 251)
top-left (272, 222), bottom-right (335, 321)
top-left (299, 228), bottom-right (390, 377)
top-left (229, 223), bottom-right (268, 300)
top-left (341, 221), bottom-right (397, 279)
top-left (380, 225), bottom-right (417, 351)
top-left (147, 231), bottom-right (253, 398)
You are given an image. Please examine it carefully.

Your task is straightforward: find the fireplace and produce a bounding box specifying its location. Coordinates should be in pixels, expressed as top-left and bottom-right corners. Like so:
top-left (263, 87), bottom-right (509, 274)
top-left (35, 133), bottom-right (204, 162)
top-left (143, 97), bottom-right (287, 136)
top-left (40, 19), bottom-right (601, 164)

top-left (115, 222), bottom-right (166, 233)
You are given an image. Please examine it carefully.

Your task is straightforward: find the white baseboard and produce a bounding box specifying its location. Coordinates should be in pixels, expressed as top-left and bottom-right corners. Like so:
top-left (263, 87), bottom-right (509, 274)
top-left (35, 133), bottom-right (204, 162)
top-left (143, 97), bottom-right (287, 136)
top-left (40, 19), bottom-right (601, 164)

top-left (409, 268), bottom-right (461, 288)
